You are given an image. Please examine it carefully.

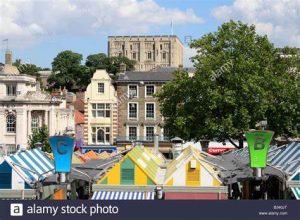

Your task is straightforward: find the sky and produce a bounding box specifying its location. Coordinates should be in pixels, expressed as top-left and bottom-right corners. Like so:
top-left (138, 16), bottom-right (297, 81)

top-left (0, 0), bottom-right (299, 68)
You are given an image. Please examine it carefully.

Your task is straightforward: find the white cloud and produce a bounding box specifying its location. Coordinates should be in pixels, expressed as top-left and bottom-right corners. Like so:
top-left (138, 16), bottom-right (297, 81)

top-left (0, 0), bottom-right (203, 48)
top-left (212, 0), bottom-right (300, 47)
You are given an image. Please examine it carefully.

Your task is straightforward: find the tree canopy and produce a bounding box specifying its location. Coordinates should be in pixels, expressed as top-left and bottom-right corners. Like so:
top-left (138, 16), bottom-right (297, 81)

top-left (157, 20), bottom-right (299, 148)
top-left (28, 125), bottom-right (51, 153)
top-left (48, 51), bottom-right (136, 91)
top-left (48, 50), bottom-right (91, 91)
top-left (85, 53), bottom-right (136, 74)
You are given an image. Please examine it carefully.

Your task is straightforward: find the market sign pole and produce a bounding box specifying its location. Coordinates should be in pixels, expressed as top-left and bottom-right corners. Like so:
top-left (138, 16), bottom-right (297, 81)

top-left (245, 130), bottom-right (274, 177)
top-left (49, 136), bottom-right (74, 200)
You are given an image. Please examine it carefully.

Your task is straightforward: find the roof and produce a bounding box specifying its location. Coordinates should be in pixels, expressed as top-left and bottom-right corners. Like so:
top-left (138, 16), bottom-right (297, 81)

top-left (268, 142), bottom-right (300, 176)
top-left (5, 148), bottom-right (55, 186)
top-left (45, 158), bottom-right (119, 183)
top-left (164, 146), bottom-right (221, 184)
top-left (0, 64), bottom-right (19, 75)
top-left (70, 99), bottom-right (85, 112)
top-left (75, 110), bottom-right (84, 124)
top-left (116, 71), bottom-right (174, 83)
top-left (127, 146), bottom-right (165, 184)
top-left (84, 150), bottom-right (101, 160)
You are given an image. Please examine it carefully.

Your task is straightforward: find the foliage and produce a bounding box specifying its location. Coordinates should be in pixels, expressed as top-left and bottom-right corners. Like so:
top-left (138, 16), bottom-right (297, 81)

top-left (157, 20), bottom-right (300, 148)
top-left (28, 125), bottom-right (51, 153)
top-left (48, 50), bottom-right (92, 91)
top-left (86, 53), bottom-right (136, 75)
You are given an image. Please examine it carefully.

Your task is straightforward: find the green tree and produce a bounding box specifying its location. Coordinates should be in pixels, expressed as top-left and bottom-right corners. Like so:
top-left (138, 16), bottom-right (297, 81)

top-left (86, 53), bottom-right (136, 75)
top-left (48, 50), bottom-right (91, 91)
top-left (28, 125), bottom-right (51, 153)
top-left (157, 21), bottom-right (299, 148)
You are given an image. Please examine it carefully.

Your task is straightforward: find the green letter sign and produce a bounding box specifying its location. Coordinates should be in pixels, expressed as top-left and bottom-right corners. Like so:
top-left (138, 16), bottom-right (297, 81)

top-left (246, 130), bottom-right (274, 168)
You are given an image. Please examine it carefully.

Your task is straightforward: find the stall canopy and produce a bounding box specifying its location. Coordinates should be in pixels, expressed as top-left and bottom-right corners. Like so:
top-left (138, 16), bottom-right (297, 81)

top-left (91, 191), bottom-right (155, 200)
top-left (268, 142), bottom-right (300, 176)
top-left (96, 146), bottom-right (165, 186)
top-left (289, 169), bottom-right (300, 200)
top-left (3, 148), bottom-right (54, 188)
top-left (164, 146), bottom-right (221, 186)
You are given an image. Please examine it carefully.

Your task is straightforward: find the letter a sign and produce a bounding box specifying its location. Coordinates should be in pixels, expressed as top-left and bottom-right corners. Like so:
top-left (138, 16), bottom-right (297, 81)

top-left (49, 136), bottom-right (74, 173)
top-left (246, 130), bottom-right (274, 168)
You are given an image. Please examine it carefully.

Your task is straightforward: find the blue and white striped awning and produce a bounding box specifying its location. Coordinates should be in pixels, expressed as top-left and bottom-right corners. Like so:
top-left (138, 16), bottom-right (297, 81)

top-left (92, 191), bottom-right (155, 200)
top-left (291, 187), bottom-right (300, 200)
top-left (5, 148), bottom-right (55, 185)
top-left (269, 142), bottom-right (300, 175)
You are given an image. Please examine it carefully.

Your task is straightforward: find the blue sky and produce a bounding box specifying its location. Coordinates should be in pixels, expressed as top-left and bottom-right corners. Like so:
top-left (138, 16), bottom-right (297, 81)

top-left (0, 0), bottom-right (299, 68)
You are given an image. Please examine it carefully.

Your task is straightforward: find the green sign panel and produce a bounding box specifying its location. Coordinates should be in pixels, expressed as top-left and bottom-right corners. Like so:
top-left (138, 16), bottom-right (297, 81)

top-left (246, 130), bottom-right (274, 168)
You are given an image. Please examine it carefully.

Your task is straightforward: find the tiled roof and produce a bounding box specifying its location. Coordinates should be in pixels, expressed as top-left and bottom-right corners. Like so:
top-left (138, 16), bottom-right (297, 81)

top-left (116, 71), bottom-right (174, 82)
top-left (75, 110), bottom-right (84, 124)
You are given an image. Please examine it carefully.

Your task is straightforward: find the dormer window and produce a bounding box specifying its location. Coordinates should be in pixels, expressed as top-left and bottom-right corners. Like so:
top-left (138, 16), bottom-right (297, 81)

top-left (6, 84), bottom-right (16, 96)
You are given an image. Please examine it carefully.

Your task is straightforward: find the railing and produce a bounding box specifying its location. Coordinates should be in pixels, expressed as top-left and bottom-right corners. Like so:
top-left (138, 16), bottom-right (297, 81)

top-left (116, 136), bottom-right (170, 142)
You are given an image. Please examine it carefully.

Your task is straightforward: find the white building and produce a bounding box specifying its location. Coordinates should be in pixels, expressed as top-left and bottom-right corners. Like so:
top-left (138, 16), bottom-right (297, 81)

top-left (0, 50), bottom-right (74, 153)
top-left (84, 69), bottom-right (118, 145)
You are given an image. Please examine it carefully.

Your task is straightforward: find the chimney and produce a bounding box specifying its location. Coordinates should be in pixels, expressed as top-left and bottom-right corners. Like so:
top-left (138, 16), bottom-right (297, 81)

top-left (5, 50), bottom-right (12, 65)
top-left (120, 62), bottom-right (126, 73)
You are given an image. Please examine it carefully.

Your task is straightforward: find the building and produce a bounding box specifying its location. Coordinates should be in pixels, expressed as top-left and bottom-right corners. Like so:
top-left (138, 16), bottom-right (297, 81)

top-left (115, 69), bottom-right (175, 154)
top-left (108, 35), bottom-right (184, 71)
top-left (84, 70), bottom-right (118, 146)
top-left (0, 50), bottom-right (74, 153)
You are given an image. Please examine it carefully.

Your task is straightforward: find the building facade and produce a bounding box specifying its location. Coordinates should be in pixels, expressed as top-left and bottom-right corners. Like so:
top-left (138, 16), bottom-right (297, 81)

top-left (0, 51), bottom-right (74, 154)
top-left (115, 70), bottom-right (174, 153)
top-left (108, 35), bottom-right (184, 72)
top-left (84, 70), bottom-right (118, 146)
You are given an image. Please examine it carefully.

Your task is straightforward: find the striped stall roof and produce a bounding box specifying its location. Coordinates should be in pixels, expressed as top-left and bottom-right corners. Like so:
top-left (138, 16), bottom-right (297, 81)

top-left (165, 146), bottom-right (221, 184)
top-left (128, 147), bottom-right (163, 183)
top-left (269, 142), bottom-right (300, 175)
top-left (289, 169), bottom-right (300, 200)
top-left (91, 191), bottom-right (155, 200)
top-left (291, 187), bottom-right (300, 200)
top-left (5, 148), bottom-right (55, 186)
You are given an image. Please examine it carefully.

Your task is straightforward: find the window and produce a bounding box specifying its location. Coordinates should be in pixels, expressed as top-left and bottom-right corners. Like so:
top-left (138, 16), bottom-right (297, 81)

top-left (92, 103), bottom-right (111, 118)
top-left (162, 52), bottom-right (166, 60)
top-left (128, 126), bottom-right (137, 140)
top-left (147, 52), bottom-right (152, 60)
top-left (91, 127), bottom-right (110, 144)
top-left (98, 83), bottom-right (104, 93)
top-left (6, 114), bottom-right (16, 133)
top-left (132, 52), bottom-right (136, 60)
top-left (146, 85), bottom-right (155, 97)
top-left (6, 84), bottom-right (16, 96)
top-left (145, 126), bottom-right (154, 141)
top-left (160, 44), bottom-right (162, 50)
top-left (128, 103), bottom-right (137, 118)
top-left (130, 45), bottom-right (132, 50)
top-left (31, 115), bottom-right (39, 132)
top-left (128, 85), bottom-right (138, 98)
top-left (146, 103), bottom-right (155, 118)
top-left (119, 52), bottom-right (122, 57)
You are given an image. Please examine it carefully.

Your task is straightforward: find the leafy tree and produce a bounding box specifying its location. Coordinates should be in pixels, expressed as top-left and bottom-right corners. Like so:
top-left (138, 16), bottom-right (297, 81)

top-left (157, 20), bottom-right (299, 148)
top-left (48, 50), bottom-right (91, 91)
top-left (28, 125), bottom-right (51, 153)
top-left (86, 53), bottom-right (136, 75)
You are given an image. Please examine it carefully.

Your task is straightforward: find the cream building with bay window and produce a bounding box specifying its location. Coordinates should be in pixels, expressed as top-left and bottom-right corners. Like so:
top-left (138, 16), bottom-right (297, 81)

top-left (0, 50), bottom-right (75, 153)
top-left (84, 70), bottom-right (118, 145)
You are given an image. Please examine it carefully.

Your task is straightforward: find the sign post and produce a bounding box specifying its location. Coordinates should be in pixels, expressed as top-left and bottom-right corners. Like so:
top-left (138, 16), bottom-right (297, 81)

top-left (49, 136), bottom-right (74, 200)
top-left (246, 130), bottom-right (274, 177)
